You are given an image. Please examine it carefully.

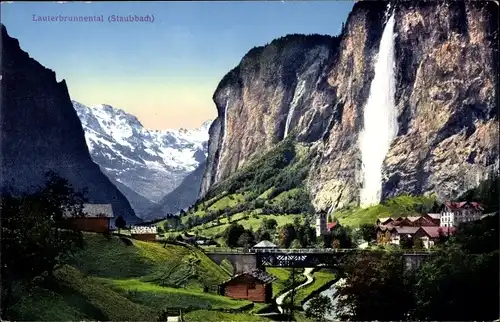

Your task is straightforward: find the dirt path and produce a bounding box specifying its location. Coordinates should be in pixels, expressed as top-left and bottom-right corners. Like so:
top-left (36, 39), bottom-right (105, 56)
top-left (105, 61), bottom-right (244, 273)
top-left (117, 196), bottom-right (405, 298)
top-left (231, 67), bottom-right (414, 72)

top-left (276, 267), bottom-right (314, 314)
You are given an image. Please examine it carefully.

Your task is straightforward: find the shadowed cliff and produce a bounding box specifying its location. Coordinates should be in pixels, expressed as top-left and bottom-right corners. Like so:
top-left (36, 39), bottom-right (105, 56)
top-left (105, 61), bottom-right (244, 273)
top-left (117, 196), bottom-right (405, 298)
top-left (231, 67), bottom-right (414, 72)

top-left (0, 24), bottom-right (141, 224)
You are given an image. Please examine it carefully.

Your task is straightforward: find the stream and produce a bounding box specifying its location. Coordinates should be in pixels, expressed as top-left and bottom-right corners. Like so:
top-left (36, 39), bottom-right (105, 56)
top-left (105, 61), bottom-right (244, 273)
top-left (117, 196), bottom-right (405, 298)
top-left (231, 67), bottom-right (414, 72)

top-left (303, 278), bottom-right (346, 321)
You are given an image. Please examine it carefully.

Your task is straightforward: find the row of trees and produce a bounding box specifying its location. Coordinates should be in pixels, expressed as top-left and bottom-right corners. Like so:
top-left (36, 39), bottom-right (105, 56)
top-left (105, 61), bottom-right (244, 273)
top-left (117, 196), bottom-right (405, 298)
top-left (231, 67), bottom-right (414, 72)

top-left (334, 213), bottom-right (499, 321)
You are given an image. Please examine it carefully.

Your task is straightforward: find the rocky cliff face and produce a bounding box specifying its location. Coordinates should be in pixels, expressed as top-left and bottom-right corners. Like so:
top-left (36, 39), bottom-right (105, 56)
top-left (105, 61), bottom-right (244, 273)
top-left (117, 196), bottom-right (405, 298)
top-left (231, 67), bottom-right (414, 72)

top-left (0, 25), bottom-right (141, 224)
top-left (201, 1), bottom-right (499, 211)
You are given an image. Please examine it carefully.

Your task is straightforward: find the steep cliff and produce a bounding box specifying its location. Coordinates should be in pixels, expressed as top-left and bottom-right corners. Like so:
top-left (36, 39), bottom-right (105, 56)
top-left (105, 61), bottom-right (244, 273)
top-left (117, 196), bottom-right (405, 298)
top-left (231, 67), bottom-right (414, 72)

top-left (0, 25), bottom-right (141, 224)
top-left (201, 1), bottom-right (499, 211)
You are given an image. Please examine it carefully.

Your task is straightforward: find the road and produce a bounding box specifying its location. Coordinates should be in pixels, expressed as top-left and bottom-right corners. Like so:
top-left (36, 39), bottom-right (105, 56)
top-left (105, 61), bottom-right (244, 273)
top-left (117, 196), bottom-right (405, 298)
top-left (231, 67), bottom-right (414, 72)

top-left (276, 267), bottom-right (314, 314)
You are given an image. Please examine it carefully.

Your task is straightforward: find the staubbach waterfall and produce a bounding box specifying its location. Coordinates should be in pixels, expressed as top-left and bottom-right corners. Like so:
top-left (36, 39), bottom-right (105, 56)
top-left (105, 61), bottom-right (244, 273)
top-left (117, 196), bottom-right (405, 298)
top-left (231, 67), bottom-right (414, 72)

top-left (359, 10), bottom-right (398, 207)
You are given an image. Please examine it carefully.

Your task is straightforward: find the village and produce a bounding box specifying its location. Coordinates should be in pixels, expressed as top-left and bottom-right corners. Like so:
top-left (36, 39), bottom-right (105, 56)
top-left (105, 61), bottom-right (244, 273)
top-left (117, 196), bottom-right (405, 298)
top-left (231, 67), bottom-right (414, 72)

top-left (53, 197), bottom-right (498, 308)
top-left (61, 199), bottom-right (496, 251)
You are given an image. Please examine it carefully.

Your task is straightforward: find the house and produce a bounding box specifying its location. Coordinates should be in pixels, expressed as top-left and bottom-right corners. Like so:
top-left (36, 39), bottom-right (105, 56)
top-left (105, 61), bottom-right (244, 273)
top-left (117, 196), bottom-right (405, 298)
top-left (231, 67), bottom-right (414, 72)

top-left (219, 269), bottom-right (276, 303)
top-left (419, 226), bottom-right (456, 248)
top-left (376, 216), bottom-right (406, 226)
top-left (376, 225), bottom-right (423, 246)
top-left (252, 240), bottom-right (278, 249)
top-left (424, 213), bottom-right (441, 226)
top-left (400, 216), bottom-right (437, 227)
top-left (440, 201), bottom-right (484, 227)
top-left (393, 226), bottom-right (421, 245)
top-left (62, 203), bottom-right (113, 233)
top-left (376, 225), bottom-right (398, 245)
top-left (316, 210), bottom-right (338, 237)
top-left (376, 217), bottom-right (394, 226)
top-left (130, 225), bottom-right (157, 242)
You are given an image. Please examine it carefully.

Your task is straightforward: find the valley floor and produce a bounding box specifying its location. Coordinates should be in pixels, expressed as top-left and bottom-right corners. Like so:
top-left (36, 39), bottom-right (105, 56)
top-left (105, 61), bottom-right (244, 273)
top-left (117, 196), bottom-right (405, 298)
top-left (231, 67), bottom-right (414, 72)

top-left (7, 232), bottom-right (337, 321)
top-left (7, 233), bottom-right (271, 321)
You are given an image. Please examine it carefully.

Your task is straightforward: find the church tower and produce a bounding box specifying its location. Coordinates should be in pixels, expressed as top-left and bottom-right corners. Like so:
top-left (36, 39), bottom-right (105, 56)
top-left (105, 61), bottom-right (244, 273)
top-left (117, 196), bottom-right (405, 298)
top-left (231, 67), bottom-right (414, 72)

top-left (315, 210), bottom-right (327, 237)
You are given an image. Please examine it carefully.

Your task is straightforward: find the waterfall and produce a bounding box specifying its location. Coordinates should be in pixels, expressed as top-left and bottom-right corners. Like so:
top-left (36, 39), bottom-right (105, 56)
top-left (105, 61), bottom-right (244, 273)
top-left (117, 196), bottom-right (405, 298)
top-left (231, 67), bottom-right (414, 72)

top-left (327, 204), bottom-right (335, 216)
top-left (359, 10), bottom-right (398, 208)
top-left (216, 100), bottom-right (230, 180)
top-left (284, 79), bottom-right (306, 138)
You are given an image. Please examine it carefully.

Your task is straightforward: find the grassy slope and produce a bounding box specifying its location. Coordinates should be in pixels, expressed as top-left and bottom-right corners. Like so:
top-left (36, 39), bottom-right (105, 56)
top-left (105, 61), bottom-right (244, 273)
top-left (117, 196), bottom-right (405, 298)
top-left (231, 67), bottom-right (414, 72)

top-left (293, 269), bottom-right (336, 305)
top-left (192, 213), bottom-right (301, 240)
top-left (10, 233), bottom-right (254, 321)
top-left (72, 232), bottom-right (229, 289)
top-left (11, 266), bottom-right (156, 321)
top-left (174, 140), bottom-right (315, 236)
top-left (335, 195), bottom-right (437, 227)
top-left (267, 268), bottom-right (306, 298)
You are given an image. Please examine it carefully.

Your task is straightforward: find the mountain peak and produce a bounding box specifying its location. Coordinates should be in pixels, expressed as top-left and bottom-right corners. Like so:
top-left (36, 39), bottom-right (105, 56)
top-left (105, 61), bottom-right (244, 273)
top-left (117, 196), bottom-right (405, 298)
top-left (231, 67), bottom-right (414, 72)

top-left (72, 100), bottom-right (211, 217)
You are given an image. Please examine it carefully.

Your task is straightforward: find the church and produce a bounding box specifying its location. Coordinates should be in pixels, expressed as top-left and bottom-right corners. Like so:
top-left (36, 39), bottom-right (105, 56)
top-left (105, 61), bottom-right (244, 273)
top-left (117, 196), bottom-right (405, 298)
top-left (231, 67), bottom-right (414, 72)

top-left (315, 209), bottom-right (337, 237)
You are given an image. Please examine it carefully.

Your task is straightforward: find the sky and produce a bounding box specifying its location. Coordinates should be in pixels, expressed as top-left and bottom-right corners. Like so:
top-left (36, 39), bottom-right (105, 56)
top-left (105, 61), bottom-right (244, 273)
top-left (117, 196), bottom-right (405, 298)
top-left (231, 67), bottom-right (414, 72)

top-left (2, 1), bottom-right (354, 130)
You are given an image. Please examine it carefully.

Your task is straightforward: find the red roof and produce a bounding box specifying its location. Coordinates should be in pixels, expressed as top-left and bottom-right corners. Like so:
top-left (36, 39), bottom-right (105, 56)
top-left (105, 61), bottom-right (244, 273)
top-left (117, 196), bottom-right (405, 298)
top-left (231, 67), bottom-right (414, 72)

top-left (327, 222), bottom-right (337, 230)
top-left (444, 201), bottom-right (484, 211)
top-left (420, 226), bottom-right (456, 238)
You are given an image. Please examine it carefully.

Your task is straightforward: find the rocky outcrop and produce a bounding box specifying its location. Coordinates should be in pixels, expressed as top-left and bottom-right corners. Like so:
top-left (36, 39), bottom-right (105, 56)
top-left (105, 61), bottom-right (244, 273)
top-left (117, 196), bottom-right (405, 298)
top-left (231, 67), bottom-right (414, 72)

top-left (0, 25), bottom-right (141, 224)
top-left (201, 1), bottom-right (499, 211)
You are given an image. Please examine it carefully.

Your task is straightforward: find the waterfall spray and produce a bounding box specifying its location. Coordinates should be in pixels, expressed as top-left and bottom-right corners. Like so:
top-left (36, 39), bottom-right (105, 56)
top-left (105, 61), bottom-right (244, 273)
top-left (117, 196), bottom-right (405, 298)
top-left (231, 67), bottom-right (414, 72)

top-left (284, 79), bottom-right (307, 138)
top-left (359, 9), bottom-right (398, 207)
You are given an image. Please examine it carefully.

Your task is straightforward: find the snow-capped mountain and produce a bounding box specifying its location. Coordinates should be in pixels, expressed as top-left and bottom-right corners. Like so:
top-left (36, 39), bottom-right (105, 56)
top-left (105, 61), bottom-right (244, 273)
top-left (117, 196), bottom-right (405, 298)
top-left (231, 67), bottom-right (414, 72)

top-left (72, 100), bottom-right (211, 217)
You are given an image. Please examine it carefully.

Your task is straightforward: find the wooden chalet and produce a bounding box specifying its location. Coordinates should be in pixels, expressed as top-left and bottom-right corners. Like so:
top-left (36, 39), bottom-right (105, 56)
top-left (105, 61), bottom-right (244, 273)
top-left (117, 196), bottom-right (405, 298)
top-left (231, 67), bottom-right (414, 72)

top-left (62, 203), bottom-right (113, 233)
top-left (219, 269), bottom-right (276, 303)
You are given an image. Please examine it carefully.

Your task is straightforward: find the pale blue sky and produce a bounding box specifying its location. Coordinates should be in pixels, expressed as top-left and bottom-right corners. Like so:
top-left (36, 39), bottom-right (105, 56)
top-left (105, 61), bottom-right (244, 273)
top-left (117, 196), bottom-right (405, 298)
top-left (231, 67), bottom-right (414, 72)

top-left (2, 1), bottom-right (354, 129)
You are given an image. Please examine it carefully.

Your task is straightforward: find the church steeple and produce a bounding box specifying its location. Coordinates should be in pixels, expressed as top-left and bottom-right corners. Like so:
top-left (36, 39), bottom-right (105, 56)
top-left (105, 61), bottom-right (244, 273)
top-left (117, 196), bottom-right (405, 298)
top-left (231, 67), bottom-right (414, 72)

top-left (315, 209), bottom-right (328, 237)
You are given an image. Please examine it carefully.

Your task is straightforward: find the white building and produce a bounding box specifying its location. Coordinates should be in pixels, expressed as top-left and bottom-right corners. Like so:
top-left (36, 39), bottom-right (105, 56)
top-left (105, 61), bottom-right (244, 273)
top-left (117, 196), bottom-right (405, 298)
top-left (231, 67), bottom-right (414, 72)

top-left (130, 225), bottom-right (158, 235)
top-left (440, 201), bottom-right (483, 228)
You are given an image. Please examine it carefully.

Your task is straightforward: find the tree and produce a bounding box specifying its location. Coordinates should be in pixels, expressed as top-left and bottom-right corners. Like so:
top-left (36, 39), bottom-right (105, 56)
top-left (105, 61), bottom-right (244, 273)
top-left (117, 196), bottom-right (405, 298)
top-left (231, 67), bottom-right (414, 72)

top-left (256, 229), bottom-right (271, 242)
top-left (411, 214), bottom-right (499, 321)
top-left (293, 216), bottom-right (302, 229)
top-left (400, 234), bottom-right (414, 249)
top-left (115, 215), bottom-right (126, 234)
top-left (359, 223), bottom-right (377, 242)
top-left (1, 172), bottom-right (86, 317)
top-left (335, 251), bottom-right (413, 321)
top-left (237, 231), bottom-right (255, 249)
top-left (224, 223), bottom-right (245, 248)
top-left (263, 218), bottom-right (278, 231)
top-left (412, 244), bottom-right (499, 321)
top-left (330, 225), bottom-right (353, 249)
top-left (297, 216), bottom-right (316, 248)
top-left (305, 294), bottom-right (332, 322)
top-left (279, 224), bottom-right (296, 248)
top-left (413, 237), bottom-right (423, 250)
top-left (290, 239), bottom-right (301, 249)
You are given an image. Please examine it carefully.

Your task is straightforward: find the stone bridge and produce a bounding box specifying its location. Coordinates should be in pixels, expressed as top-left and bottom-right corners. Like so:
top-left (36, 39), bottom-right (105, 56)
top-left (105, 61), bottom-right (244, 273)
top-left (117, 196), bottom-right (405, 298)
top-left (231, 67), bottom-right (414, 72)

top-left (204, 248), bottom-right (433, 273)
